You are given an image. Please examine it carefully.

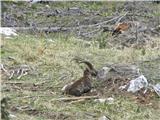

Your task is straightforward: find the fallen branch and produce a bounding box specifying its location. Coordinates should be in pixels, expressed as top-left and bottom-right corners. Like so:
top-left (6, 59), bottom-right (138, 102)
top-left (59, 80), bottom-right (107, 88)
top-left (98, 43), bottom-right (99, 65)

top-left (116, 12), bottom-right (129, 24)
top-left (13, 14), bottom-right (124, 32)
top-left (81, 27), bottom-right (101, 36)
top-left (69, 99), bottom-right (86, 104)
top-left (33, 81), bottom-right (51, 86)
top-left (52, 95), bottom-right (98, 102)
top-left (84, 16), bottom-right (120, 28)
top-left (127, 13), bottom-right (154, 19)
top-left (3, 82), bottom-right (25, 84)
top-left (17, 95), bottom-right (53, 99)
top-left (16, 95), bottom-right (98, 101)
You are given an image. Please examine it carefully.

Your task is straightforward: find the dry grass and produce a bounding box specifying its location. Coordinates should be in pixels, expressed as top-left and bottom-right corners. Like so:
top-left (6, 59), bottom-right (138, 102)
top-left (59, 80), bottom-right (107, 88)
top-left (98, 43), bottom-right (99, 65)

top-left (1, 34), bottom-right (160, 120)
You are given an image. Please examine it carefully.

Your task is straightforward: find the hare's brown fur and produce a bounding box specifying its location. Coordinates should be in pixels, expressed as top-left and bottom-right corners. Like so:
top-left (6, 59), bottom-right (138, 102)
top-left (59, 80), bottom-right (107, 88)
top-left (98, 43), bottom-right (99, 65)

top-left (63, 60), bottom-right (97, 96)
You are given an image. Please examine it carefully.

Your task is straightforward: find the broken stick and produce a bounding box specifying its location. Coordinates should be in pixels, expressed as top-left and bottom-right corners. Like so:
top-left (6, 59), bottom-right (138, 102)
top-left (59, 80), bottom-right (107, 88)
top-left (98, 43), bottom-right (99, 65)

top-left (52, 95), bottom-right (98, 102)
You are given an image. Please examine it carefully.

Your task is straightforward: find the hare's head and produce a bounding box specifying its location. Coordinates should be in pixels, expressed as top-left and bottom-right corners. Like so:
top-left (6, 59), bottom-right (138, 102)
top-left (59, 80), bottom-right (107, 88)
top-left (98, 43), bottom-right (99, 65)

top-left (72, 57), bottom-right (97, 77)
top-left (79, 61), bottom-right (97, 77)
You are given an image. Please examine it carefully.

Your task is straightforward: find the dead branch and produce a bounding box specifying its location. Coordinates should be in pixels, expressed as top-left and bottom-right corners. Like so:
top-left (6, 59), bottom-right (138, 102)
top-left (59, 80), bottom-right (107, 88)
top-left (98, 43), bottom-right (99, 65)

top-left (18, 95), bottom-right (53, 99)
top-left (16, 95), bottom-right (98, 101)
top-left (52, 95), bottom-right (98, 102)
top-left (33, 81), bottom-right (50, 86)
top-left (85, 16), bottom-right (120, 27)
top-left (3, 82), bottom-right (24, 84)
top-left (127, 13), bottom-right (154, 19)
top-left (115, 12), bottom-right (129, 25)
top-left (81, 28), bottom-right (101, 36)
top-left (13, 14), bottom-right (125, 33)
top-left (69, 99), bottom-right (86, 104)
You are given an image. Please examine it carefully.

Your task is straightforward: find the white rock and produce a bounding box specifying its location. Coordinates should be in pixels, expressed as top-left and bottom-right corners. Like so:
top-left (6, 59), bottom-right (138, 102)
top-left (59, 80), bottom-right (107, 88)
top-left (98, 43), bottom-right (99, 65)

top-left (0, 27), bottom-right (17, 36)
top-left (45, 5), bottom-right (50, 8)
top-left (153, 83), bottom-right (160, 97)
top-left (94, 97), bottom-right (114, 104)
top-left (98, 116), bottom-right (110, 120)
top-left (29, 0), bottom-right (41, 4)
top-left (119, 85), bottom-right (127, 90)
top-left (94, 98), bottom-right (106, 103)
top-left (9, 113), bottom-right (16, 118)
top-left (46, 39), bottom-right (55, 43)
top-left (97, 67), bottom-right (111, 79)
top-left (127, 75), bottom-right (148, 93)
top-left (106, 97), bottom-right (114, 104)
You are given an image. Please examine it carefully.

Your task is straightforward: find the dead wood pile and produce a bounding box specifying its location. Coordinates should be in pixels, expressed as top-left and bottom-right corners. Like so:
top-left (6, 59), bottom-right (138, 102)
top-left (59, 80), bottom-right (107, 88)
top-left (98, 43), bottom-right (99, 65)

top-left (1, 1), bottom-right (160, 48)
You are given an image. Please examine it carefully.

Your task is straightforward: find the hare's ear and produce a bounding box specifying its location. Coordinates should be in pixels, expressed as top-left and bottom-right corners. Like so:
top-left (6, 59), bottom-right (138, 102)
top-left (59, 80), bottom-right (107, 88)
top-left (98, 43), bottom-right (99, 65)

top-left (80, 65), bottom-right (91, 73)
top-left (71, 56), bottom-right (84, 63)
top-left (85, 67), bottom-right (90, 72)
top-left (79, 61), bottom-right (94, 70)
top-left (85, 66), bottom-right (91, 72)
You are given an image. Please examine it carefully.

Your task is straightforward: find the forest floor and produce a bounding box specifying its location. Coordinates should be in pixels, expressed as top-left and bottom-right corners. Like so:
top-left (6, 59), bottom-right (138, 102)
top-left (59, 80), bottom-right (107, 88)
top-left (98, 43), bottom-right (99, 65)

top-left (1, 1), bottom-right (160, 120)
top-left (1, 33), bottom-right (160, 120)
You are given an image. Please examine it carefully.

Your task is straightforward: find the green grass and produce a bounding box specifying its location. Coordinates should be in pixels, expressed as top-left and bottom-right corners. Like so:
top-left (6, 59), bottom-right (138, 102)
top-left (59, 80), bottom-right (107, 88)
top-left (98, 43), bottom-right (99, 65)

top-left (1, 33), bottom-right (160, 120)
top-left (1, 1), bottom-right (160, 119)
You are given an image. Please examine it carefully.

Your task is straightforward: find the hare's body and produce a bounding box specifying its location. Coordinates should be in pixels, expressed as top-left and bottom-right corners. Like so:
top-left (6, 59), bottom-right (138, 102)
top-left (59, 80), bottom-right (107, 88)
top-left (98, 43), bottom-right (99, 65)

top-left (65, 69), bottom-right (92, 96)
top-left (62, 60), bottom-right (97, 96)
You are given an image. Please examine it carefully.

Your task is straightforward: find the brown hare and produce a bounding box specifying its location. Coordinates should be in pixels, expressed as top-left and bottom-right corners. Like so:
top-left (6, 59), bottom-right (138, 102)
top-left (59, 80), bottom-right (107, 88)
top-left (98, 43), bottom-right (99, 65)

top-left (62, 60), bottom-right (97, 96)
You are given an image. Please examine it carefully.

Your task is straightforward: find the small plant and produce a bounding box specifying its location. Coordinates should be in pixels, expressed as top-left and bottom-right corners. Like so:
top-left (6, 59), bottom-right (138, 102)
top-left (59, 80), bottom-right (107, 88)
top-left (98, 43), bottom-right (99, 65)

top-left (97, 33), bottom-right (109, 49)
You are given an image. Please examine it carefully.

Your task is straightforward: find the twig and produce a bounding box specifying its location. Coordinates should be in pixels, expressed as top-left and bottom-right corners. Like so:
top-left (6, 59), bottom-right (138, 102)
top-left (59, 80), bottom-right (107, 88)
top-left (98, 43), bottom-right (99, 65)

top-left (33, 81), bottom-right (50, 86)
top-left (16, 95), bottom-right (98, 101)
top-left (127, 13), bottom-right (153, 19)
top-left (13, 15), bottom-right (123, 32)
top-left (3, 82), bottom-right (24, 84)
top-left (86, 16), bottom-right (120, 27)
top-left (52, 95), bottom-right (98, 102)
top-left (116, 12), bottom-right (129, 25)
top-left (69, 99), bottom-right (85, 104)
top-left (18, 95), bottom-right (53, 99)
top-left (132, 1), bottom-right (138, 45)
top-left (81, 27), bottom-right (101, 36)
top-left (135, 56), bottom-right (160, 64)
top-left (84, 112), bottom-right (97, 117)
